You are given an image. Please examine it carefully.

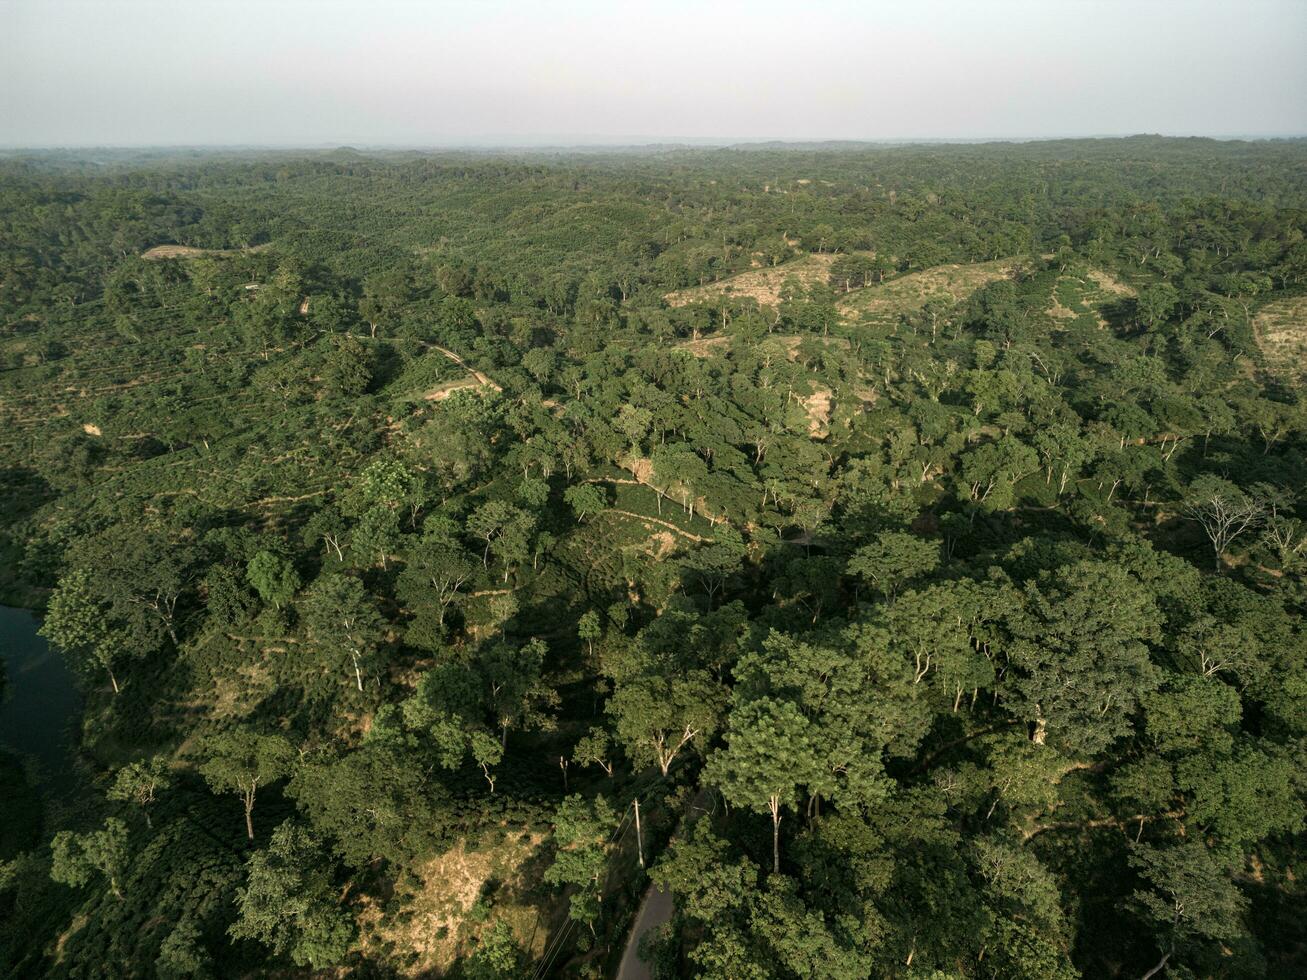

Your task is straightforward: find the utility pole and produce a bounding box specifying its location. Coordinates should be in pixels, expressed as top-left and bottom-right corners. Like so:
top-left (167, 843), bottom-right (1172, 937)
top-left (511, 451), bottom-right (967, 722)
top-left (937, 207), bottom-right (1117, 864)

top-left (634, 798), bottom-right (644, 870)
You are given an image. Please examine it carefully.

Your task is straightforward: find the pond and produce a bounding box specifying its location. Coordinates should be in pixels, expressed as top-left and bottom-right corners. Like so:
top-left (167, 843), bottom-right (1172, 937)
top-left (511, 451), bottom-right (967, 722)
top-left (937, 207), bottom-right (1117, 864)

top-left (0, 604), bottom-right (81, 800)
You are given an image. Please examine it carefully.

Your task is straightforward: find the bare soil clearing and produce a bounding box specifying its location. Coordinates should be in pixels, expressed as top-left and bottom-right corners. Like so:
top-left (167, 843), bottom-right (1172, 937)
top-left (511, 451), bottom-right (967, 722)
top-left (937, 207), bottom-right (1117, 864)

top-left (1254, 295), bottom-right (1307, 383)
top-left (424, 377), bottom-right (484, 401)
top-left (357, 830), bottom-right (546, 976)
top-left (675, 335), bottom-right (732, 357)
top-left (1048, 268), bottom-right (1138, 329)
top-left (801, 387), bottom-right (833, 437)
top-left (141, 243), bottom-right (271, 260)
top-left (837, 259), bottom-right (1019, 325)
top-left (423, 344), bottom-right (503, 399)
top-left (665, 253), bottom-right (839, 308)
top-left (1087, 268), bottom-right (1137, 298)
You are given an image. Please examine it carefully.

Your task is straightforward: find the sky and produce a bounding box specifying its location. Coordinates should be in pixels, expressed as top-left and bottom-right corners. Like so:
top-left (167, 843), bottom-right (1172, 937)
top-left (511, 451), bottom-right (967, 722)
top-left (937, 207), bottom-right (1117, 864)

top-left (2, 0), bottom-right (1305, 147)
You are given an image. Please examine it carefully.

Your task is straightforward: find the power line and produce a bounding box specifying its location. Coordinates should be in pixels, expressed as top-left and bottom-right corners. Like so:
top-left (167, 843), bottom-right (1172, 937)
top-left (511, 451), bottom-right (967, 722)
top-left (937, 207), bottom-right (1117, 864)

top-left (528, 766), bottom-right (680, 980)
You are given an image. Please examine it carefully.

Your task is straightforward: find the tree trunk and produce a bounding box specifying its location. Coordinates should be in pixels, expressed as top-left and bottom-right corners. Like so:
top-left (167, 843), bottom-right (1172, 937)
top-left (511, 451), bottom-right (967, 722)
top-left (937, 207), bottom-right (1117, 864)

top-left (1140, 951), bottom-right (1171, 980)
top-left (1031, 711), bottom-right (1047, 745)
top-left (770, 796), bottom-right (781, 875)
top-left (108, 666), bottom-right (120, 695)
top-left (244, 789), bottom-right (256, 840)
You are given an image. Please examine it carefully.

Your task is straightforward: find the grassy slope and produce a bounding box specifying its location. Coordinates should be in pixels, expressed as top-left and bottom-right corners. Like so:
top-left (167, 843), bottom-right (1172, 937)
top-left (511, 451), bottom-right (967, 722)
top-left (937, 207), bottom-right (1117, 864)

top-left (836, 258), bottom-right (1020, 326)
top-left (664, 252), bottom-right (839, 308)
top-left (1254, 294), bottom-right (1307, 384)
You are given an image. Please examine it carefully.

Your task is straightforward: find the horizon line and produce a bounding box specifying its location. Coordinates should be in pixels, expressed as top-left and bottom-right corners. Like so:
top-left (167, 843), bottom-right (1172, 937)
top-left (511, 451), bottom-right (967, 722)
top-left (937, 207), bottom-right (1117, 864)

top-left (4, 133), bottom-right (1307, 153)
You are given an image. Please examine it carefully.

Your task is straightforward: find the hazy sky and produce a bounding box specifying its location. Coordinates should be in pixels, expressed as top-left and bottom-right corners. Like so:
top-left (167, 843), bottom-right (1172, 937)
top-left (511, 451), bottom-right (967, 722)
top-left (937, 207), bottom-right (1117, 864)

top-left (2, 0), bottom-right (1305, 146)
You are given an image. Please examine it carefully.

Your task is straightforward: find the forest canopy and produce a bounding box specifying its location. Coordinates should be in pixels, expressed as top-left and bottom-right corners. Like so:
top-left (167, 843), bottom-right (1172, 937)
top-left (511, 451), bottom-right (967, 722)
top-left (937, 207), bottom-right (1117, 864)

top-left (1, 137), bottom-right (1306, 978)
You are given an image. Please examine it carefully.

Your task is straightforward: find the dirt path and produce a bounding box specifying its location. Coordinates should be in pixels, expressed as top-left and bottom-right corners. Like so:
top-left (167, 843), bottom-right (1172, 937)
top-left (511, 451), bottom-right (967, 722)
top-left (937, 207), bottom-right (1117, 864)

top-left (429, 344), bottom-right (502, 393)
top-left (616, 790), bottom-right (715, 980)
top-left (601, 509), bottom-right (714, 544)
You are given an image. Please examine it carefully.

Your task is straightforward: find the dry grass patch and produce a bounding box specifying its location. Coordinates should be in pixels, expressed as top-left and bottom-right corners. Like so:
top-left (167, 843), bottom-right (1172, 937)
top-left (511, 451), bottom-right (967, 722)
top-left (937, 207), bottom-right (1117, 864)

top-left (1086, 268), bottom-right (1136, 298)
top-left (800, 387), bottom-right (833, 437)
top-left (141, 243), bottom-right (270, 260)
top-left (425, 377), bottom-right (484, 401)
top-left (203, 661), bottom-right (276, 723)
top-left (645, 530), bottom-right (679, 560)
top-left (675, 335), bottom-right (732, 357)
top-left (838, 259), bottom-right (1018, 325)
top-left (1048, 286), bottom-right (1079, 321)
top-left (358, 829), bottom-right (547, 976)
top-left (665, 253), bottom-right (838, 309)
top-left (1254, 295), bottom-right (1307, 383)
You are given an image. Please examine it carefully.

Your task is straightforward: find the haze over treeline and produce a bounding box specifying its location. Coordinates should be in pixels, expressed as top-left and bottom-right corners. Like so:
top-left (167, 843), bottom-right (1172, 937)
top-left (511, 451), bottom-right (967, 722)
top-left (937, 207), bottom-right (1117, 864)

top-left (2, 0), bottom-right (1305, 147)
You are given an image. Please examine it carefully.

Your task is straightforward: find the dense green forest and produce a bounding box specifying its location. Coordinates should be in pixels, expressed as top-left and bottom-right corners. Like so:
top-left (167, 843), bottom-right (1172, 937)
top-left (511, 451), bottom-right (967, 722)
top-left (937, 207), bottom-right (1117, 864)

top-left (1, 136), bottom-right (1305, 978)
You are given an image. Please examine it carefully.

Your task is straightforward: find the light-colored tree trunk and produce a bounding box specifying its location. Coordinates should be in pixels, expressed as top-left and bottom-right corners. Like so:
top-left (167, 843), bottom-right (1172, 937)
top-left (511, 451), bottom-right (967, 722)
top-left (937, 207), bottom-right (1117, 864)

top-left (769, 795), bottom-right (781, 874)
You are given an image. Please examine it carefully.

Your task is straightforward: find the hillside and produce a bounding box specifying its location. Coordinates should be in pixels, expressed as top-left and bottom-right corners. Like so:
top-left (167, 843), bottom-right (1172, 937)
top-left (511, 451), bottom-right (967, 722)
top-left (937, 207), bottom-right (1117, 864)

top-left (1255, 294), bottom-right (1307, 383)
top-left (1, 140), bottom-right (1305, 980)
top-left (836, 258), bottom-right (1022, 325)
top-left (664, 251), bottom-right (839, 308)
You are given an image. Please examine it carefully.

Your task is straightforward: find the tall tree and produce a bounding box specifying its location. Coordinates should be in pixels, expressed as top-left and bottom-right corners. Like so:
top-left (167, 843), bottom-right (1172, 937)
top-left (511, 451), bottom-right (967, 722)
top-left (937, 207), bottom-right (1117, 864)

top-left (50, 817), bottom-right (130, 900)
top-left (229, 822), bottom-right (356, 969)
top-left (198, 731), bottom-right (295, 840)
top-left (302, 573), bottom-right (386, 692)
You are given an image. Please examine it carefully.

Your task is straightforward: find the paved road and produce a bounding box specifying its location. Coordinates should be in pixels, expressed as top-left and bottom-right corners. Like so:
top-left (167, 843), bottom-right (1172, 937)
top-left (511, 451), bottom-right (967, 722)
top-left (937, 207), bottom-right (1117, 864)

top-left (615, 790), bottom-right (714, 980)
top-left (615, 882), bottom-right (673, 980)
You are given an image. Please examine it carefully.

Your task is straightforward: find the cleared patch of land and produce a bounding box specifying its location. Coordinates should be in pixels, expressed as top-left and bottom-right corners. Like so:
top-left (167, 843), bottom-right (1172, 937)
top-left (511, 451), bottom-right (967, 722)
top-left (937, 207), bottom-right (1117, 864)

top-left (1086, 268), bottom-right (1136, 298)
top-left (141, 243), bottom-right (270, 260)
top-left (665, 253), bottom-right (839, 308)
top-left (675, 335), bottom-right (733, 357)
top-left (1254, 295), bottom-right (1307, 383)
top-left (800, 386), bottom-right (833, 437)
top-left (356, 830), bottom-right (546, 976)
top-left (421, 344), bottom-right (504, 401)
top-left (1048, 267), bottom-right (1138, 330)
top-left (424, 377), bottom-right (486, 401)
top-left (836, 259), bottom-right (1018, 326)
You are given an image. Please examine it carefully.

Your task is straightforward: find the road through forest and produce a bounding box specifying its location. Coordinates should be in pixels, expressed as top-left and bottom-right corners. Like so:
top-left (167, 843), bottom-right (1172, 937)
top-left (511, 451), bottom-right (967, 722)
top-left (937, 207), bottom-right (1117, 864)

top-left (615, 790), bottom-right (714, 980)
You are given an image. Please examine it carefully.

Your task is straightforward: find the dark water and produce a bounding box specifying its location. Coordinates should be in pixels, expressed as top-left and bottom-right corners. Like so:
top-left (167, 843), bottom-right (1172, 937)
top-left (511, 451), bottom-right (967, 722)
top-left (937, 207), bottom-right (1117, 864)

top-left (0, 605), bottom-right (80, 798)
